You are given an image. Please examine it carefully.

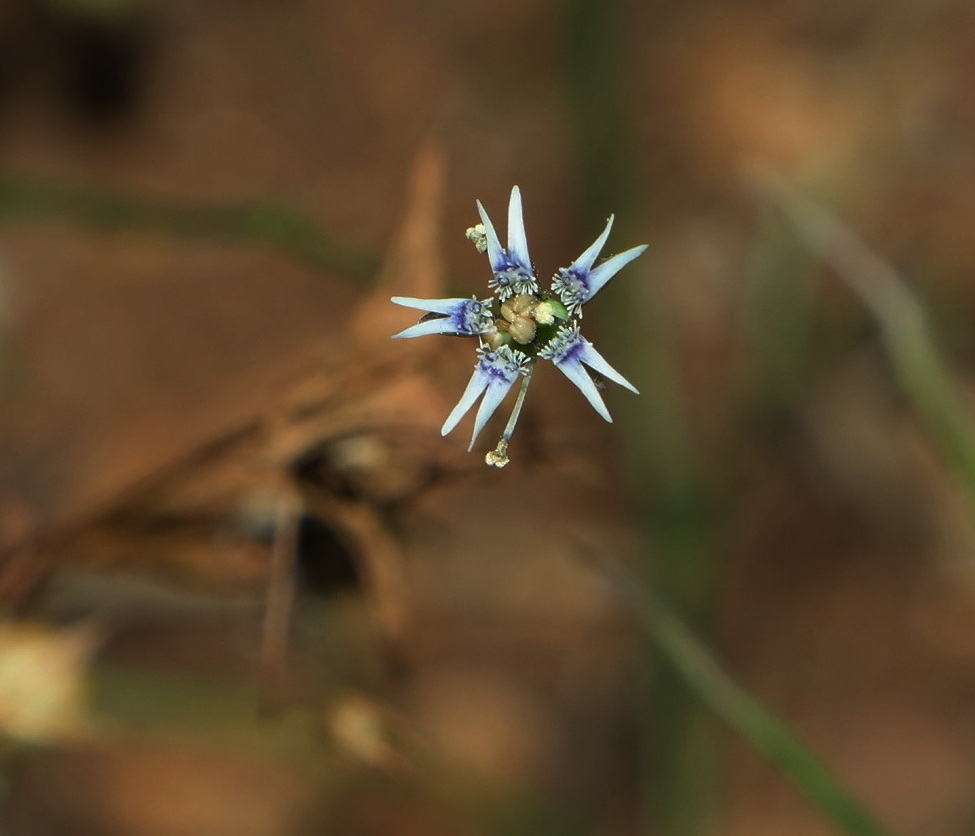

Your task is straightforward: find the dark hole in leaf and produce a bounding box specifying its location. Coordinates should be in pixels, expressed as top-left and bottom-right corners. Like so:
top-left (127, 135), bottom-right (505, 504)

top-left (295, 513), bottom-right (360, 595)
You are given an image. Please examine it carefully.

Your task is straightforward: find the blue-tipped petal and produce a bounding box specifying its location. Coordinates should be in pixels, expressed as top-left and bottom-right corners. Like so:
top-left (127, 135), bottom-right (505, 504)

top-left (584, 245), bottom-right (648, 302)
top-left (441, 346), bottom-right (529, 447)
top-left (442, 366), bottom-right (490, 437)
top-left (577, 341), bottom-right (639, 394)
top-left (475, 201), bottom-right (504, 271)
top-left (474, 191), bottom-right (537, 300)
top-left (552, 237), bottom-right (648, 314)
top-left (391, 295), bottom-right (494, 338)
top-left (392, 318), bottom-right (462, 339)
top-left (507, 186), bottom-right (531, 272)
top-left (550, 216), bottom-right (615, 313)
top-left (392, 296), bottom-right (469, 315)
top-left (572, 214), bottom-right (614, 274)
top-left (469, 376), bottom-right (515, 450)
top-left (539, 325), bottom-right (636, 421)
top-left (555, 356), bottom-right (612, 422)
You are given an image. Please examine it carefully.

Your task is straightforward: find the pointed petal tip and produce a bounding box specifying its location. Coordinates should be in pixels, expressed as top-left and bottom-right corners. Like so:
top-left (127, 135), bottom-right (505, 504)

top-left (441, 364), bottom-right (492, 441)
top-left (441, 413), bottom-right (460, 436)
top-left (507, 185), bottom-right (525, 219)
top-left (571, 214), bottom-right (617, 273)
top-left (556, 360), bottom-right (612, 423)
top-left (391, 295), bottom-right (442, 311)
top-left (468, 379), bottom-right (514, 450)
top-left (576, 341), bottom-right (640, 394)
top-left (506, 186), bottom-right (532, 270)
top-left (626, 244), bottom-right (650, 262)
top-left (584, 244), bottom-right (650, 302)
top-left (394, 314), bottom-right (474, 339)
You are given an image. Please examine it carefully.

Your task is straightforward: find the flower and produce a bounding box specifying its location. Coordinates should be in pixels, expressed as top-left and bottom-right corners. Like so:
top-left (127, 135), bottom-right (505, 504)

top-left (391, 186), bottom-right (647, 467)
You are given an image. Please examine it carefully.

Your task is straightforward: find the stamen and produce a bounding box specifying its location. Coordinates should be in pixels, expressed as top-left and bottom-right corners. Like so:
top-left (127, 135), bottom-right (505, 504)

top-left (507, 315), bottom-right (536, 345)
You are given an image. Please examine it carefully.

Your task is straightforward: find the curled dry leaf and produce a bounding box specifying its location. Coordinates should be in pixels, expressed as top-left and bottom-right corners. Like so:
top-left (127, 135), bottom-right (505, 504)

top-left (0, 141), bottom-right (464, 667)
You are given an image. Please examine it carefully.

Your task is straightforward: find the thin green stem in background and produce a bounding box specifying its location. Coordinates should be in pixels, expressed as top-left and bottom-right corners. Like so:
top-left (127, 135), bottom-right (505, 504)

top-left (596, 565), bottom-right (896, 836)
top-left (561, 1), bottom-right (722, 833)
top-left (741, 210), bottom-right (819, 430)
top-left (757, 175), bottom-right (975, 507)
top-left (562, 0), bottom-right (628, 224)
top-left (0, 174), bottom-right (380, 283)
top-left (643, 594), bottom-right (895, 836)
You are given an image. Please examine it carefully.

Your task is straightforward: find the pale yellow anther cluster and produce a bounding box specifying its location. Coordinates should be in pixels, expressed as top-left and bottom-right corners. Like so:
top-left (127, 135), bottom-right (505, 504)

top-left (485, 293), bottom-right (557, 348)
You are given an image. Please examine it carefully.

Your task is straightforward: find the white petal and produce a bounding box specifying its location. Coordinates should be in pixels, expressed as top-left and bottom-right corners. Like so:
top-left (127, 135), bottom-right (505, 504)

top-left (506, 186), bottom-right (532, 270)
top-left (392, 318), bottom-right (458, 339)
top-left (579, 341), bottom-right (639, 393)
top-left (441, 367), bottom-right (489, 437)
top-left (555, 358), bottom-right (612, 422)
top-left (583, 244), bottom-right (648, 303)
top-left (468, 377), bottom-right (518, 450)
top-left (476, 200), bottom-right (504, 270)
top-left (568, 215), bottom-right (614, 274)
top-left (391, 296), bottom-right (471, 314)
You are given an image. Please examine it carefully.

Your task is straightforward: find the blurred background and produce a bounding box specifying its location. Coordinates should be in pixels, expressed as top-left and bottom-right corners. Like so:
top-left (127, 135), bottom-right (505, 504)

top-left (0, 0), bottom-right (972, 834)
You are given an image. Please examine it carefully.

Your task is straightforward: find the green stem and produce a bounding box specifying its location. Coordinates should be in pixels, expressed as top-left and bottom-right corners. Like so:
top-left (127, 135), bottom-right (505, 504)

top-left (502, 367), bottom-right (534, 443)
top-left (562, 1), bottom-right (718, 831)
top-left (598, 565), bottom-right (896, 836)
top-left (644, 595), bottom-right (894, 836)
top-left (760, 176), bottom-right (975, 506)
top-left (0, 174), bottom-right (379, 283)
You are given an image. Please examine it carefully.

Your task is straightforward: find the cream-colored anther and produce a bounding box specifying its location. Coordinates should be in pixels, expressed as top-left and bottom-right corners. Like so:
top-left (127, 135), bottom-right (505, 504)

top-left (501, 294), bottom-right (536, 321)
top-left (483, 330), bottom-right (506, 350)
top-left (533, 301), bottom-right (556, 326)
top-left (507, 315), bottom-right (536, 345)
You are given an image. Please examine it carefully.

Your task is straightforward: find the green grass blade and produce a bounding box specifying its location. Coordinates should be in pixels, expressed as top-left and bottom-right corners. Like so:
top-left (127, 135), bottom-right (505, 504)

top-left (0, 174), bottom-right (380, 283)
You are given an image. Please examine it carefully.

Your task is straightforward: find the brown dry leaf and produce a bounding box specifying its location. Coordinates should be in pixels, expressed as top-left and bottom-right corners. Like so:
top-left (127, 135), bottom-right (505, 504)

top-left (0, 141), bottom-right (467, 665)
